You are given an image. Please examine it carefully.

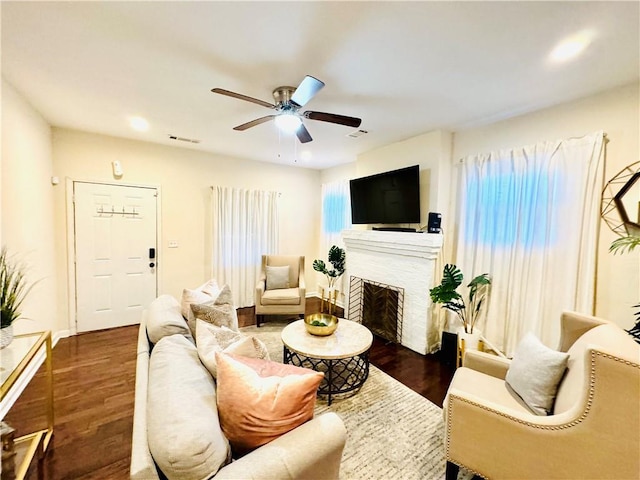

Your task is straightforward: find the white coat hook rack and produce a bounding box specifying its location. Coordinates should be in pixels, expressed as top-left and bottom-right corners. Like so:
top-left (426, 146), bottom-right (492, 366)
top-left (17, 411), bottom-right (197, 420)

top-left (97, 205), bottom-right (139, 216)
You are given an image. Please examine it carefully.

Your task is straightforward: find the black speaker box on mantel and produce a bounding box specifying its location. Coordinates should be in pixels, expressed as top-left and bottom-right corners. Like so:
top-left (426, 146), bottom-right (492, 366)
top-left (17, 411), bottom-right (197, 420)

top-left (427, 212), bottom-right (442, 233)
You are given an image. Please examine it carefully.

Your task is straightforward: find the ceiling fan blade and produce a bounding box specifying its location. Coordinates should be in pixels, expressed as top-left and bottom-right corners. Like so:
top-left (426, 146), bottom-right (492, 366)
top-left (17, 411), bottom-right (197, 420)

top-left (290, 76), bottom-right (325, 107)
top-left (233, 115), bottom-right (276, 131)
top-left (304, 110), bottom-right (362, 128)
top-left (296, 123), bottom-right (313, 143)
top-left (211, 88), bottom-right (275, 109)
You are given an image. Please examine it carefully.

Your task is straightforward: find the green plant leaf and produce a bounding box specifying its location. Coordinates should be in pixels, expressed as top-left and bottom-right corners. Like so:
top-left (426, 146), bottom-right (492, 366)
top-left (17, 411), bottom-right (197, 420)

top-left (312, 259), bottom-right (328, 275)
top-left (468, 273), bottom-right (491, 302)
top-left (610, 236), bottom-right (640, 255)
top-left (1, 247), bottom-right (37, 328)
top-left (327, 245), bottom-right (346, 275)
top-left (442, 264), bottom-right (463, 289)
top-left (314, 245), bottom-right (346, 281)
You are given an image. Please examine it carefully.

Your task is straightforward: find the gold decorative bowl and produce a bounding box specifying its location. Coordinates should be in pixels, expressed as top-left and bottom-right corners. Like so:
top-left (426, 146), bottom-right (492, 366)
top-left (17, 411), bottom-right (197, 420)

top-left (304, 313), bottom-right (339, 336)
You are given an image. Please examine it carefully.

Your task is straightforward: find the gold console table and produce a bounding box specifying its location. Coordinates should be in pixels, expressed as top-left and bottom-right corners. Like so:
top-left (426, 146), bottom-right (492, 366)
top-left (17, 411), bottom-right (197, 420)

top-left (0, 331), bottom-right (54, 479)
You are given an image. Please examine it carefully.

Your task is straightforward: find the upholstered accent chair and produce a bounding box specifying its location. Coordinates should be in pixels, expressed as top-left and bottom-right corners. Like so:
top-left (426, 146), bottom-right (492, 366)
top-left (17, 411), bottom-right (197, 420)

top-left (255, 255), bottom-right (306, 327)
top-left (443, 311), bottom-right (640, 480)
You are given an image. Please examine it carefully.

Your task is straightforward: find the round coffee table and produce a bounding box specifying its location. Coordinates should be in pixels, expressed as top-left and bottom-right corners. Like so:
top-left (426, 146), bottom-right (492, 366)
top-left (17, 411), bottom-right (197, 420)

top-left (281, 318), bottom-right (373, 405)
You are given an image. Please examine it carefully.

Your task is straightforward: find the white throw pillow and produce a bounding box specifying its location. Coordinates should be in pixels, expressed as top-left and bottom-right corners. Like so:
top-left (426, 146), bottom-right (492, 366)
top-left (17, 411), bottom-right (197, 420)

top-left (265, 265), bottom-right (290, 290)
top-left (181, 279), bottom-right (221, 325)
top-left (196, 320), bottom-right (270, 378)
top-left (200, 279), bottom-right (221, 298)
top-left (505, 333), bottom-right (569, 415)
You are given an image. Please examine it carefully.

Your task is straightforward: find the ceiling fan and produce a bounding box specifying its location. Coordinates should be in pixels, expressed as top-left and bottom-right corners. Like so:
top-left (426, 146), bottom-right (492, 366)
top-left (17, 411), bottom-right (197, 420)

top-left (211, 75), bottom-right (362, 144)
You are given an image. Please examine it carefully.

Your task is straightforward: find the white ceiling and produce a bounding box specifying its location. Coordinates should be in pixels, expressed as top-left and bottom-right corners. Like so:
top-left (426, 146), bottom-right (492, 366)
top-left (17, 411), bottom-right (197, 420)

top-left (2, 1), bottom-right (638, 170)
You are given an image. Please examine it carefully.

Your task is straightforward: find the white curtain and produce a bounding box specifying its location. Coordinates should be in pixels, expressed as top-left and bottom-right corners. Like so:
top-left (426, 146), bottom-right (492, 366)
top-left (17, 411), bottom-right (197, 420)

top-left (212, 186), bottom-right (279, 307)
top-left (456, 131), bottom-right (605, 355)
top-left (319, 180), bottom-right (352, 292)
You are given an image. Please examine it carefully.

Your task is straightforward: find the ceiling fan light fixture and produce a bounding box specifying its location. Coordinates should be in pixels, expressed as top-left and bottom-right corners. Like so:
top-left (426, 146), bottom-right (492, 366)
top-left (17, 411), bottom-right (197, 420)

top-left (274, 113), bottom-right (302, 134)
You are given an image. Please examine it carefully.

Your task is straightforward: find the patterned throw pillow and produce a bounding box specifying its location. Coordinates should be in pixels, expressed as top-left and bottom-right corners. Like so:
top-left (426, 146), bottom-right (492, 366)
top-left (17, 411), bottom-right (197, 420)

top-left (196, 320), bottom-right (270, 378)
top-left (189, 284), bottom-right (236, 335)
top-left (180, 279), bottom-right (221, 325)
top-left (215, 352), bottom-right (323, 456)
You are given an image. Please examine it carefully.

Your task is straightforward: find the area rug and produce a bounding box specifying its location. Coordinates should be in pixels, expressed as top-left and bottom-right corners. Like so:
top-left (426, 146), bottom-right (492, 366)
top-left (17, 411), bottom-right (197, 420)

top-left (241, 322), bottom-right (451, 480)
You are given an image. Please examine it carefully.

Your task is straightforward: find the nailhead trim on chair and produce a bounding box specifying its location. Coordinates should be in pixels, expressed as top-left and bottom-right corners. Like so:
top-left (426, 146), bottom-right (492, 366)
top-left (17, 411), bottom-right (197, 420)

top-left (445, 351), bottom-right (640, 477)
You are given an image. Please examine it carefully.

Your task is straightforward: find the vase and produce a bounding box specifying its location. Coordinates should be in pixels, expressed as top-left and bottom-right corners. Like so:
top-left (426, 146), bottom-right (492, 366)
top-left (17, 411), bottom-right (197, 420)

top-left (457, 327), bottom-right (482, 351)
top-left (0, 324), bottom-right (14, 349)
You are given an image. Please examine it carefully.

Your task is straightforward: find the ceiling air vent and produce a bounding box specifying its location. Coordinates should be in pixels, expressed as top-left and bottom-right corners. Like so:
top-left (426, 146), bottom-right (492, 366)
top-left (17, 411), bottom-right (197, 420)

top-left (168, 134), bottom-right (201, 144)
top-left (346, 129), bottom-right (368, 139)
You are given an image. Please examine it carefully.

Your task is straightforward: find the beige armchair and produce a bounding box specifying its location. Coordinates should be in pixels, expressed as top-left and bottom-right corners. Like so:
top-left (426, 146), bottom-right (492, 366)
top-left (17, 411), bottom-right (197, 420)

top-left (255, 255), bottom-right (306, 327)
top-left (444, 311), bottom-right (640, 480)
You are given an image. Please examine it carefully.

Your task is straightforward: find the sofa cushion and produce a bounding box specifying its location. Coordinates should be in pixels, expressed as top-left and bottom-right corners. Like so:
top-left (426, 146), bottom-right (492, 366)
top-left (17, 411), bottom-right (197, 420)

top-left (216, 352), bottom-right (323, 456)
top-left (147, 334), bottom-right (231, 480)
top-left (196, 321), bottom-right (270, 378)
top-left (505, 333), bottom-right (569, 415)
top-left (261, 287), bottom-right (301, 306)
top-left (266, 265), bottom-right (290, 290)
top-left (146, 295), bottom-right (193, 345)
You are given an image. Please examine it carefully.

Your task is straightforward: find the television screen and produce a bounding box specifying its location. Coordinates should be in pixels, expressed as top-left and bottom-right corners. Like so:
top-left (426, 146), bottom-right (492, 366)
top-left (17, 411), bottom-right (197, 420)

top-left (349, 165), bottom-right (420, 224)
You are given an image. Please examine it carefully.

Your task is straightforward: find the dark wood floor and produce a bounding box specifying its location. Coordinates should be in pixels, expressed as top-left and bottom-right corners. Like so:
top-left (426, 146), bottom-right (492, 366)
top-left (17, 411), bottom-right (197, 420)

top-left (5, 297), bottom-right (455, 479)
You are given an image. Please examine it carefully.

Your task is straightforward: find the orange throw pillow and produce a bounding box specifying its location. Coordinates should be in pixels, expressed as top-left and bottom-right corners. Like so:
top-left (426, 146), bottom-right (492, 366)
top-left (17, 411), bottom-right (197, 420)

top-left (215, 352), bottom-right (323, 456)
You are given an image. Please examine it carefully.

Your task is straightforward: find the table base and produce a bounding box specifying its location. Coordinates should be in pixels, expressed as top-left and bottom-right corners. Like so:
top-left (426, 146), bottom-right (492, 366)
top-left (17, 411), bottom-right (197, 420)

top-left (283, 346), bottom-right (370, 405)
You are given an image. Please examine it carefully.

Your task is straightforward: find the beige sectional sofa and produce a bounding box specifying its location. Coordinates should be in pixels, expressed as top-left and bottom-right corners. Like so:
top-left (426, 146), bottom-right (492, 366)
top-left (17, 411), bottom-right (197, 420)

top-left (130, 295), bottom-right (347, 480)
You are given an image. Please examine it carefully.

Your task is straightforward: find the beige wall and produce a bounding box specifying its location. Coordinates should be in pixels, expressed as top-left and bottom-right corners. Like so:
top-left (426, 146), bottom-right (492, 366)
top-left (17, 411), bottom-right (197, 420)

top-left (453, 82), bottom-right (640, 328)
top-left (52, 128), bottom-right (321, 333)
top-left (1, 79), bottom-right (59, 336)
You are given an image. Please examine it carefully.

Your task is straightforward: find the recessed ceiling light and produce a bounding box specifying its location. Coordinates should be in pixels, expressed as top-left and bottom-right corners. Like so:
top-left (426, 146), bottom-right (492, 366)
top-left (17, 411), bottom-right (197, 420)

top-left (549, 31), bottom-right (593, 63)
top-left (129, 116), bottom-right (149, 132)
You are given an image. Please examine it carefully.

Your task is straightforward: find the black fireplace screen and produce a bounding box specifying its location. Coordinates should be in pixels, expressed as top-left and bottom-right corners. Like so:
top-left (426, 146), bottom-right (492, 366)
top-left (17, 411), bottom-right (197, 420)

top-left (348, 276), bottom-right (404, 344)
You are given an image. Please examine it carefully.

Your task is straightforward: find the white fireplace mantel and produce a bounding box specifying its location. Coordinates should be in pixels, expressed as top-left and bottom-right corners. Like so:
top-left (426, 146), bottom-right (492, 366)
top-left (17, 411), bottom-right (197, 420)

top-left (342, 229), bottom-right (443, 355)
top-left (342, 229), bottom-right (443, 259)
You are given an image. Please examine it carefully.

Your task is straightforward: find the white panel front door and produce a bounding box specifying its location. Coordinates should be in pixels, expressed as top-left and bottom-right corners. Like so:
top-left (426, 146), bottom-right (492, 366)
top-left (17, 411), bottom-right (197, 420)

top-left (74, 182), bottom-right (157, 332)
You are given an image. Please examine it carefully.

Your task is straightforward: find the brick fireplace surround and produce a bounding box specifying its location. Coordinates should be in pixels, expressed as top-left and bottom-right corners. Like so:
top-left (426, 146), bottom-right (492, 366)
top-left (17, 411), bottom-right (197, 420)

top-left (342, 229), bottom-right (443, 355)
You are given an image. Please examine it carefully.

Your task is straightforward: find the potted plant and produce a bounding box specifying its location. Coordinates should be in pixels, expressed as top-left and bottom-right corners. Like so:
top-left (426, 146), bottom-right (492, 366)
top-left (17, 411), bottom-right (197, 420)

top-left (313, 245), bottom-right (346, 289)
top-left (610, 235), bottom-right (640, 343)
top-left (430, 264), bottom-right (491, 348)
top-left (1, 247), bottom-right (36, 348)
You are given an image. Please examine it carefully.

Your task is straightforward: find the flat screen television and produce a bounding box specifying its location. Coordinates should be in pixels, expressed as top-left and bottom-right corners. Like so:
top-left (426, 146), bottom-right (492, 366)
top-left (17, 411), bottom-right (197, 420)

top-left (349, 165), bottom-right (420, 224)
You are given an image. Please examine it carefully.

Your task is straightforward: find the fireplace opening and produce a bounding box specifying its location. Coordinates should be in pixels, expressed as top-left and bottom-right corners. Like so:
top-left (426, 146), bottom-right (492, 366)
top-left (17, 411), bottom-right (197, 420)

top-left (348, 276), bottom-right (403, 344)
